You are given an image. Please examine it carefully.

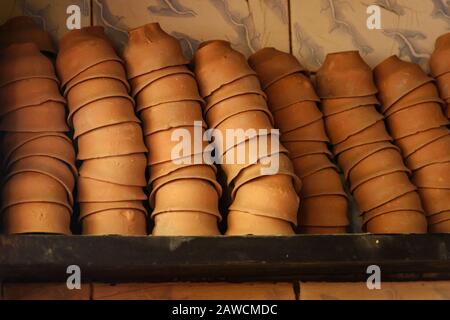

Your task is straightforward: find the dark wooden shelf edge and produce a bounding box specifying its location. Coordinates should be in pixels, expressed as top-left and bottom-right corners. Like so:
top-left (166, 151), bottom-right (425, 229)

top-left (0, 234), bottom-right (449, 282)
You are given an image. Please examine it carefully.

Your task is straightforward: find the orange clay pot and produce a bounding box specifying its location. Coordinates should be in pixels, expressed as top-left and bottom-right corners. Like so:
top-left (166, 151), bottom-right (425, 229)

top-left (79, 200), bottom-right (146, 220)
top-left (396, 126), bottom-right (449, 158)
top-left (152, 211), bottom-right (220, 236)
top-left (226, 210), bottom-right (294, 235)
top-left (291, 153), bottom-right (337, 178)
top-left (280, 119), bottom-right (330, 143)
top-left (427, 211), bottom-right (450, 225)
top-left (430, 32), bottom-right (450, 77)
top-left (418, 188), bottom-right (450, 216)
top-left (412, 162), bottom-right (450, 189)
top-left (364, 210), bottom-right (427, 234)
top-left (301, 167), bottom-right (347, 198)
top-left (81, 209), bottom-right (147, 236)
top-left (77, 176), bottom-right (146, 202)
top-left (436, 72), bottom-right (450, 100)
top-left (320, 95), bottom-right (379, 116)
top-left (429, 219), bottom-right (450, 233)
top-left (298, 195), bottom-right (349, 227)
top-left (406, 135), bottom-right (450, 171)
top-left (273, 100), bottom-right (323, 134)
top-left (283, 141), bottom-right (332, 159)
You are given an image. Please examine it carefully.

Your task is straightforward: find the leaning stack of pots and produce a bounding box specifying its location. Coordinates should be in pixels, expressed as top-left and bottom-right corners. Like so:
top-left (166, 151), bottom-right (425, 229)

top-left (315, 51), bottom-right (427, 233)
top-left (430, 32), bottom-right (450, 119)
top-left (0, 42), bottom-right (75, 234)
top-left (248, 48), bottom-right (349, 234)
top-left (56, 27), bottom-right (148, 235)
top-left (123, 23), bottom-right (222, 236)
top-left (374, 55), bottom-right (450, 233)
top-left (194, 40), bottom-right (300, 235)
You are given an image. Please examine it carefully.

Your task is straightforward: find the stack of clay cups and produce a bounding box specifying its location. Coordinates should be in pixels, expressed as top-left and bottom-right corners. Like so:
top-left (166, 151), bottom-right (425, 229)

top-left (194, 41), bottom-right (300, 235)
top-left (374, 55), bottom-right (450, 233)
top-left (0, 42), bottom-right (74, 234)
top-left (56, 27), bottom-right (148, 235)
top-left (248, 47), bottom-right (349, 234)
top-left (316, 51), bottom-right (427, 234)
top-left (430, 32), bottom-right (450, 119)
top-left (123, 23), bottom-right (221, 236)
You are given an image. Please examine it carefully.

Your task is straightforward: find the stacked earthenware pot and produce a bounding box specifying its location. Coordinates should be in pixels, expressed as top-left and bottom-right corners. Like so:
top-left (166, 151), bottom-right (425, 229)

top-left (316, 51), bottom-right (427, 234)
top-left (0, 42), bottom-right (74, 234)
top-left (248, 48), bottom-right (349, 234)
top-left (374, 55), bottom-right (450, 233)
top-left (123, 23), bottom-right (221, 236)
top-left (194, 41), bottom-right (300, 235)
top-left (430, 32), bottom-right (450, 119)
top-left (56, 27), bottom-right (148, 235)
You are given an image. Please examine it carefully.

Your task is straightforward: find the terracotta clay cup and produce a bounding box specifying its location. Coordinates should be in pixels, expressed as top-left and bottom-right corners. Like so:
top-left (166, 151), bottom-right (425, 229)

top-left (79, 200), bottom-right (146, 221)
top-left (301, 168), bottom-right (347, 198)
top-left (0, 16), bottom-right (56, 55)
top-left (333, 120), bottom-right (392, 155)
top-left (299, 195), bottom-right (349, 227)
top-left (194, 40), bottom-right (256, 97)
top-left (280, 119), bottom-right (330, 143)
top-left (273, 100), bottom-right (323, 134)
top-left (130, 66), bottom-right (193, 97)
top-left (428, 211), bottom-right (450, 226)
top-left (316, 51), bottom-right (377, 98)
top-left (124, 23), bottom-right (188, 79)
top-left (226, 210), bottom-right (295, 235)
top-left (430, 32), bottom-right (450, 77)
top-left (57, 26), bottom-right (122, 86)
top-left (64, 60), bottom-right (130, 97)
top-left (0, 42), bottom-right (57, 87)
top-left (205, 75), bottom-right (266, 111)
top-left (292, 153), bottom-right (337, 178)
top-left (77, 176), bottom-right (146, 202)
top-left (418, 188), bottom-right (450, 216)
top-left (348, 148), bottom-right (410, 192)
top-left (72, 97), bottom-right (140, 138)
top-left (151, 179), bottom-right (221, 219)
top-left (1, 172), bottom-right (71, 212)
top-left (406, 135), bottom-right (450, 171)
top-left (136, 73), bottom-right (204, 112)
top-left (152, 211), bottom-right (220, 236)
top-left (77, 122), bottom-right (147, 160)
top-left (283, 141), bottom-right (332, 159)
top-left (205, 93), bottom-right (272, 128)
top-left (324, 105), bottom-right (384, 145)
top-left (0, 101), bottom-right (69, 133)
top-left (82, 209), bottom-right (147, 236)
top-left (265, 73), bottom-right (319, 111)
top-left (321, 95), bottom-right (380, 117)
top-left (436, 71), bottom-right (450, 99)
top-left (3, 202), bottom-right (71, 235)
top-left (79, 153), bottom-right (147, 187)
top-left (140, 100), bottom-right (204, 135)
top-left (364, 210), bottom-right (427, 234)
top-left (353, 171), bottom-right (417, 213)
top-left (412, 162), bottom-right (450, 189)
top-left (0, 78), bottom-right (64, 116)
top-left (229, 174), bottom-right (299, 224)
top-left (248, 47), bottom-right (307, 89)
top-left (374, 55), bottom-right (433, 111)
top-left (298, 226), bottom-right (347, 234)
top-left (429, 219), bottom-right (450, 233)
top-left (386, 102), bottom-right (449, 140)
top-left (394, 126), bottom-right (449, 158)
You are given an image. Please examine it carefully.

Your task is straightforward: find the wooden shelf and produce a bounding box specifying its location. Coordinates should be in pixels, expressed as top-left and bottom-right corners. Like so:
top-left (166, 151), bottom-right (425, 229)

top-left (1, 234), bottom-right (450, 282)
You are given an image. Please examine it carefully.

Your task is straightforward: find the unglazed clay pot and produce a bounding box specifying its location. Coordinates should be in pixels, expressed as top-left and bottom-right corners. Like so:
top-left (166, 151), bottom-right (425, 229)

top-left (57, 26), bottom-right (122, 86)
top-left (3, 202), bottom-right (71, 235)
top-left (298, 226), bottom-right (347, 234)
top-left (374, 55), bottom-right (433, 110)
top-left (429, 219), bottom-right (450, 233)
top-left (406, 134), bottom-right (450, 171)
top-left (333, 120), bottom-right (392, 155)
top-left (248, 47), bottom-right (307, 89)
top-left (280, 119), bottom-right (330, 143)
top-left (430, 32), bottom-right (450, 77)
top-left (124, 23), bottom-right (188, 79)
top-left (229, 174), bottom-right (299, 224)
top-left (72, 97), bottom-right (140, 138)
top-left (79, 153), bottom-right (147, 187)
top-left (353, 171), bottom-right (417, 213)
top-left (226, 210), bottom-right (294, 235)
top-left (151, 179), bottom-right (221, 218)
top-left (395, 125), bottom-right (449, 158)
top-left (316, 51), bottom-right (377, 98)
top-left (152, 211), bottom-right (220, 236)
top-left (194, 40), bottom-right (256, 97)
top-left (82, 209), bottom-right (147, 236)
top-left (265, 73), bottom-right (319, 111)
top-left (299, 195), bottom-right (349, 227)
top-left (386, 102), bottom-right (449, 139)
top-left (283, 141), bottom-right (332, 159)
top-left (436, 72), bottom-right (450, 100)
top-left (324, 105), bottom-right (384, 144)
top-left (79, 200), bottom-right (146, 220)
top-left (292, 153), bottom-right (337, 178)
top-left (418, 188), bottom-right (450, 216)
top-left (77, 122), bottom-right (147, 160)
top-left (321, 95), bottom-right (380, 116)
top-left (136, 73), bottom-right (204, 111)
top-left (0, 42), bottom-right (57, 87)
top-left (0, 101), bottom-right (68, 133)
top-left (0, 78), bottom-right (64, 116)
top-left (0, 16), bottom-right (56, 55)
top-left (412, 162), bottom-right (450, 189)
top-left (364, 210), bottom-right (427, 234)
top-left (140, 101), bottom-right (204, 135)
top-left (301, 168), bottom-right (347, 198)
top-left (64, 60), bottom-right (130, 96)
top-left (130, 66), bottom-right (193, 97)
top-left (77, 176), bottom-right (146, 202)
top-left (273, 100), bottom-right (323, 134)
top-left (428, 211), bottom-right (450, 225)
